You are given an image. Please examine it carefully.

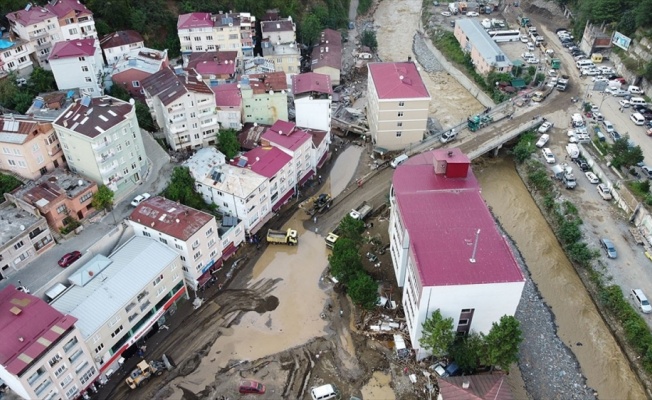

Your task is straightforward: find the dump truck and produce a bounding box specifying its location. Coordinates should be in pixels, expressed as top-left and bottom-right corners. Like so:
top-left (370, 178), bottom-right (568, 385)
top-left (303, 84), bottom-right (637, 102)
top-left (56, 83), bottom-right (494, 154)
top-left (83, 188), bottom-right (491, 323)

top-left (325, 232), bottom-right (340, 249)
top-left (556, 75), bottom-right (569, 91)
top-left (266, 228), bottom-right (299, 245)
top-left (350, 202), bottom-right (373, 220)
top-left (532, 87), bottom-right (552, 102)
top-left (125, 355), bottom-right (172, 389)
top-left (306, 193), bottom-right (333, 216)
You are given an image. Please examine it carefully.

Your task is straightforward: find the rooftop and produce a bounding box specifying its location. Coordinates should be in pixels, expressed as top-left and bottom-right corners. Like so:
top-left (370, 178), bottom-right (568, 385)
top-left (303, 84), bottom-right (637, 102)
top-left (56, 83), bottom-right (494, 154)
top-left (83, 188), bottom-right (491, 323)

top-left (129, 196), bottom-right (214, 241)
top-left (310, 29), bottom-right (343, 71)
top-left (54, 95), bottom-right (133, 139)
top-left (245, 72), bottom-right (288, 95)
top-left (238, 146), bottom-right (291, 178)
top-left (262, 120), bottom-right (311, 152)
top-left (457, 18), bottom-right (512, 69)
top-left (439, 374), bottom-right (513, 400)
top-left (10, 169), bottom-right (95, 208)
top-left (214, 83), bottom-right (242, 107)
top-left (177, 12), bottom-right (213, 30)
top-left (0, 203), bottom-right (45, 249)
top-left (261, 19), bottom-right (295, 34)
top-left (0, 285), bottom-right (77, 375)
top-left (202, 164), bottom-right (266, 199)
top-left (182, 147), bottom-right (226, 182)
top-left (49, 38), bottom-right (97, 60)
top-left (110, 47), bottom-right (168, 76)
top-left (261, 41), bottom-right (300, 56)
top-left (0, 116), bottom-right (51, 145)
top-left (292, 72), bottom-right (333, 95)
top-left (141, 66), bottom-right (214, 106)
top-left (46, 0), bottom-right (93, 19)
top-left (368, 62), bottom-right (431, 100)
top-left (187, 51), bottom-right (238, 76)
top-left (7, 6), bottom-right (55, 26)
top-left (50, 237), bottom-right (180, 338)
top-left (100, 30), bottom-right (144, 50)
top-left (392, 148), bottom-right (524, 287)
top-left (238, 123), bottom-right (270, 150)
top-left (26, 90), bottom-right (79, 121)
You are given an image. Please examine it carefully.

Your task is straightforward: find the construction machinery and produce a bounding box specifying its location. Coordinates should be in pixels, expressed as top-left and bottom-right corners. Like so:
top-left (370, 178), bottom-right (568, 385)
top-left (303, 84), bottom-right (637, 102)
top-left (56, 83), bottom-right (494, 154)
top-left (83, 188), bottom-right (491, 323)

top-left (125, 355), bottom-right (172, 389)
top-left (519, 16), bottom-right (530, 27)
top-left (267, 228), bottom-right (299, 245)
top-left (305, 193), bottom-right (333, 216)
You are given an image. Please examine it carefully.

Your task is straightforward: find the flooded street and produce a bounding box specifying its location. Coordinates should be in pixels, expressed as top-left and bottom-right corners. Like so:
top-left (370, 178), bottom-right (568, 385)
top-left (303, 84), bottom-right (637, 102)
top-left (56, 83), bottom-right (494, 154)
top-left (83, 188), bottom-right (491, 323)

top-left (475, 157), bottom-right (645, 399)
top-left (328, 146), bottom-right (363, 198)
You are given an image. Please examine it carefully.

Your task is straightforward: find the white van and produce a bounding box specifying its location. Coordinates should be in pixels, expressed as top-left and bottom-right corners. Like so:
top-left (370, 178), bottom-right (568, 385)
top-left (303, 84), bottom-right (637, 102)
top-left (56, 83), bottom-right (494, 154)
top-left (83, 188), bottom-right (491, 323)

top-left (632, 289), bottom-right (652, 313)
top-left (310, 384), bottom-right (338, 400)
top-left (390, 154), bottom-right (408, 168)
top-left (576, 60), bottom-right (593, 69)
top-left (629, 97), bottom-right (647, 107)
top-left (527, 42), bottom-right (535, 52)
top-left (630, 112), bottom-right (646, 126)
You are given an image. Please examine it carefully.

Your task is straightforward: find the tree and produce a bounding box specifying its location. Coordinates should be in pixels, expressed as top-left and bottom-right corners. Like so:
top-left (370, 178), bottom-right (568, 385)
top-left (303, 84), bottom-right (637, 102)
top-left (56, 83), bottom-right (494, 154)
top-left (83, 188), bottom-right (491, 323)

top-left (347, 272), bottom-right (379, 310)
top-left (449, 333), bottom-right (484, 373)
top-left (28, 68), bottom-right (56, 94)
top-left (0, 75), bottom-right (19, 111)
top-left (217, 129), bottom-right (240, 160)
top-left (361, 30), bottom-right (378, 51)
top-left (108, 84), bottom-right (131, 102)
top-left (0, 173), bottom-right (22, 201)
top-left (610, 138), bottom-right (644, 169)
top-left (512, 133), bottom-right (535, 163)
top-left (135, 102), bottom-right (156, 132)
top-left (481, 315), bottom-right (523, 372)
top-left (300, 14), bottom-right (323, 46)
top-left (329, 237), bottom-right (363, 283)
top-left (162, 167), bottom-right (210, 210)
top-left (91, 185), bottom-right (114, 211)
top-left (419, 309), bottom-right (455, 358)
top-left (338, 214), bottom-right (366, 243)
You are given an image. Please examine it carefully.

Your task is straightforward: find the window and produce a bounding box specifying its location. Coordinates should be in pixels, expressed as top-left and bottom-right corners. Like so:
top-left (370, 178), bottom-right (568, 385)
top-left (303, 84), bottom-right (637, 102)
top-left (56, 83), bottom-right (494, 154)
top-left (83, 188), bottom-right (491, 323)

top-left (159, 237), bottom-right (168, 245)
top-left (18, 161), bottom-right (26, 168)
top-left (195, 46), bottom-right (203, 51)
top-left (153, 275), bottom-right (163, 286)
top-left (85, 77), bottom-right (92, 83)
top-left (34, 379), bottom-right (52, 396)
top-left (180, 255), bottom-right (186, 261)
top-left (28, 367), bottom-right (46, 386)
top-left (80, 367), bottom-right (96, 385)
top-left (68, 349), bottom-right (83, 364)
top-left (193, 251), bottom-right (201, 261)
top-left (2, 147), bottom-right (9, 154)
top-left (48, 353), bottom-right (62, 367)
top-left (80, 192), bottom-right (92, 203)
top-left (78, 56), bottom-right (85, 61)
top-left (63, 337), bottom-right (78, 353)
top-left (56, 204), bottom-right (67, 214)
top-left (81, 66), bottom-right (88, 72)
top-left (37, 155), bottom-right (44, 164)
top-left (128, 312), bottom-right (139, 322)
top-left (137, 290), bottom-right (149, 301)
top-left (13, 240), bottom-right (24, 250)
top-left (7, 160), bottom-right (16, 166)
top-left (206, 35), bottom-right (213, 41)
top-left (399, 101), bottom-right (405, 107)
top-left (156, 285), bottom-right (166, 296)
top-left (132, 81), bottom-right (140, 87)
top-left (143, 231), bottom-right (151, 237)
top-left (458, 319), bottom-right (469, 325)
top-left (208, 238), bottom-right (216, 248)
top-left (125, 302), bottom-right (136, 312)
top-left (65, 384), bottom-right (78, 399)
top-left (192, 239), bottom-right (200, 249)
top-left (398, 111), bottom-right (404, 117)
top-left (13, 148), bottom-right (20, 155)
top-left (396, 131), bottom-right (402, 137)
top-left (397, 122), bottom-right (403, 127)
top-left (110, 325), bottom-right (123, 338)
top-left (94, 343), bottom-right (104, 354)
top-left (53, 364), bottom-right (67, 378)
top-left (209, 249), bottom-right (217, 258)
top-left (108, 315), bottom-right (120, 327)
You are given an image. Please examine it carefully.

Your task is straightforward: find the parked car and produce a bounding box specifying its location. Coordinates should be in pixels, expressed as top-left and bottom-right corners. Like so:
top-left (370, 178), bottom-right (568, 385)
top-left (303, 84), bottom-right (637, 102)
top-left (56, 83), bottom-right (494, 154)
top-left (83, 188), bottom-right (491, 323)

top-left (441, 11), bottom-right (451, 16)
top-left (130, 193), bottom-right (151, 207)
top-left (597, 183), bottom-right (612, 200)
top-left (619, 99), bottom-right (630, 108)
top-left (58, 251), bottom-right (82, 268)
top-left (466, 11), bottom-right (479, 16)
top-left (239, 380), bottom-right (266, 394)
top-left (600, 238), bottom-right (617, 258)
top-left (629, 85), bottom-right (644, 94)
top-left (592, 76), bottom-right (608, 83)
top-left (520, 35), bottom-right (529, 43)
top-left (632, 289), bottom-right (652, 313)
top-left (585, 171), bottom-right (599, 184)
top-left (610, 130), bottom-right (622, 141)
top-left (573, 157), bottom-right (590, 171)
top-left (536, 134), bottom-right (550, 148)
top-left (542, 148), bottom-right (555, 164)
top-left (592, 112), bottom-right (604, 121)
top-left (641, 165), bottom-right (652, 179)
top-left (602, 120), bottom-right (615, 133)
top-left (538, 121), bottom-right (553, 133)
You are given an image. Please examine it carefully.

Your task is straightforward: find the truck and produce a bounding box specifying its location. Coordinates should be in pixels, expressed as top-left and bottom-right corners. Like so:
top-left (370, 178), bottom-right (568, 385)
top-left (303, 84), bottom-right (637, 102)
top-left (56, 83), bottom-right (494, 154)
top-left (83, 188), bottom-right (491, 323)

top-left (562, 168), bottom-right (577, 189)
top-left (448, 2), bottom-right (458, 14)
top-left (556, 75), bottom-right (569, 91)
top-left (266, 228), bottom-right (299, 245)
top-left (305, 193), bottom-right (333, 216)
top-left (549, 58), bottom-right (561, 69)
top-left (532, 87), bottom-right (552, 102)
top-left (125, 355), bottom-right (172, 389)
top-left (350, 201), bottom-right (373, 220)
top-left (325, 232), bottom-right (339, 249)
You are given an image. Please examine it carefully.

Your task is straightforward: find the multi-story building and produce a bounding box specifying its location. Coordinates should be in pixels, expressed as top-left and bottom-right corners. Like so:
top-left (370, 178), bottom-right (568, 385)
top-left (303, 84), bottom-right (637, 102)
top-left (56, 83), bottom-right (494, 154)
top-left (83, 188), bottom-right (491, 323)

top-left (186, 51), bottom-right (238, 86)
top-left (109, 47), bottom-right (168, 101)
top-left (213, 83), bottom-right (243, 130)
top-left (99, 30), bottom-right (144, 66)
top-left (52, 95), bottom-right (148, 196)
top-left (6, 169), bottom-right (97, 231)
top-left (388, 148), bottom-right (525, 359)
top-left (142, 66), bottom-right (219, 150)
top-left (241, 71), bottom-right (289, 125)
top-left (50, 236), bottom-right (187, 377)
top-left (49, 39), bottom-right (104, 98)
top-left (292, 72), bottom-right (332, 132)
top-left (453, 18), bottom-right (512, 76)
top-left (239, 146), bottom-right (294, 212)
top-left (0, 285), bottom-right (98, 400)
top-left (0, 115), bottom-right (66, 180)
top-left (0, 202), bottom-right (54, 280)
top-left (310, 29), bottom-right (342, 86)
top-left (367, 62), bottom-right (431, 151)
top-left (261, 120), bottom-right (314, 185)
top-left (7, 5), bottom-right (63, 69)
top-left (46, 0), bottom-right (97, 41)
top-left (0, 33), bottom-right (33, 78)
top-left (128, 196), bottom-right (222, 290)
top-left (260, 15), bottom-right (300, 79)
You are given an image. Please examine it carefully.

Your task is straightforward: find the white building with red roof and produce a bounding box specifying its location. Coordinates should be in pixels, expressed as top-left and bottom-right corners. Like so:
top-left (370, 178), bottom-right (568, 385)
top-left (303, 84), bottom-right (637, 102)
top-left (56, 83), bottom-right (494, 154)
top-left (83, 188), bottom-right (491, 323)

top-left (109, 47), bottom-right (168, 101)
top-left (292, 72), bottom-right (333, 133)
top-left (7, 5), bottom-right (63, 69)
top-left (389, 149), bottom-right (525, 359)
top-left (367, 62), bottom-right (431, 151)
top-left (241, 72), bottom-right (289, 125)
top-left (99, 30), bottom-right (145, 66)
top-left (186, 51), bottom-right (239, 85)
top-left (241, 146), bottom-right (295, 211)
top-left (214, 83), bottom-right (243, 130)
top-left (49, 38), bottom-right (104, 97)
top-left (46, 0), bottom-right (97, 41)
top-left (0, 285), bottom-right (98, 400)
top-left (261, 120), bottom-right (316, 186)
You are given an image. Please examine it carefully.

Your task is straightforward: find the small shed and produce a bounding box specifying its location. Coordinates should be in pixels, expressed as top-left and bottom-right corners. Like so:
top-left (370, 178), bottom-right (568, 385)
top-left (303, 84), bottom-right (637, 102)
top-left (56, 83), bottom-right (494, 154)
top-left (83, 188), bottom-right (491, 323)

top-left (510, 78), bottom-right (526, 89)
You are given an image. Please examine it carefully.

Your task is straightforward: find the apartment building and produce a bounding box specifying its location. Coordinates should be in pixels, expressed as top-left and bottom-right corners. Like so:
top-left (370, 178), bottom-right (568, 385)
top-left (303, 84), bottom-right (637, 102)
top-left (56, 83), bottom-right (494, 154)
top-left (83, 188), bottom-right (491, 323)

top-left (0, 116), bottom-right (65, 180)
top-left (50, 237), bottom-right (187, 377)
top-left (186, 51), bottom-right (238, 86)
top-left (310, 29), bottom-right (342, 86)
top-left (292, 72), bottom-right (332, 132)
top-left (6, 169), bottom-right (97, 231)
top-left (213, 83), bottom-right (243, 130)
top-left (239, 146), bottom-right (294, 212)
top-left (367, 62), bottom-right (431, 151)
top-left (52, 96), bottom-right (147, 196)
top-left (260, 15), bottom-right (300, 78)
top-left (241, 71), bottom-right (289, 125)
top-left (0, 285), bottom-right (98, 400)
top-left (7, 5), bottom-right (63, 69)
top-left (0, 33), bottom-right (33, 77)
top-left (128, 196), bottom-right (222, 290)
top-left (453, 18), bottom-right (512, 75)
top-left (0, 202), bottom-right (54, 280)
top-left (46, 0), bottom-right (97, 41)
top-left (388, 148), bottom-right (525, 359)
top-left (142, 66), bottom-right (219, 151)
top-left (49, 39), bottom-right (104, 98)
top-left (261, 120), bottom-right (314, 185)
top-left (99, 30), bottom-right (144, 66)
top-left (26, 90), bottom-right (80, 122)
top-left (109, 47), bottom-right (168, 101)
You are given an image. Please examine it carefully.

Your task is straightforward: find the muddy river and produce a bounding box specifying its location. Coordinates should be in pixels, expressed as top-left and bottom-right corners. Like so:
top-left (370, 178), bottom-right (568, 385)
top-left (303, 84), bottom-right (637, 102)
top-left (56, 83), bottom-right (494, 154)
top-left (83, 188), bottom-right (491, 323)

top-left (475, 157), bottom-right (645, 399)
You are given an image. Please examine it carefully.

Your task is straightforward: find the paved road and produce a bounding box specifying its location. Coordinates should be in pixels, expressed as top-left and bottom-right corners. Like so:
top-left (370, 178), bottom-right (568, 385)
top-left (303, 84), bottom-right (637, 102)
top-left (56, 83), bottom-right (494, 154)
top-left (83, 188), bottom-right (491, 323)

top-left (0, 131), bottom-right (175, 295)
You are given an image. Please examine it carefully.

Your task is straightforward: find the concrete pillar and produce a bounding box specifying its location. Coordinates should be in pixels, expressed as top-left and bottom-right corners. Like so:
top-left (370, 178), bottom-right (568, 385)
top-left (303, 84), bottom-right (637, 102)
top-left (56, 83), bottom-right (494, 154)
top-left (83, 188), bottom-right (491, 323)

top-left (492, 145), bottom-right (502, 157)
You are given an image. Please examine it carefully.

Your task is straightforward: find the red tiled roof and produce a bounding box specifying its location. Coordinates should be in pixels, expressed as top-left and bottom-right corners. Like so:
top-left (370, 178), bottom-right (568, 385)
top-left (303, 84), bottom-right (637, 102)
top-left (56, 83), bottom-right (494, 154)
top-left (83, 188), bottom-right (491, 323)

top-left (241, 146), bottom-right (292, 178)
top-left (309, 128), bottom-right (328, 148)
top-left (392, 149), bottom-right (524, 287)
top-left (311, 29), bottom-right (342, 71)
top-left (178, 13), bottom-right (213, 30)
top-left (100, 30), bottom-right (144, 50)
top-left (368, 62), bottom-right (430, 99)
top-left (438, 374), bottom-right (514, 400)
top-left (7, 7), bottom-right (55, 25)
top-left (187, 51), bottom-right (238, 76)
top-left (46, 0), bottom-right (93, 19)
top-left (0, 286), bottom-right (77, 375)
top-left (292, 73), bottom-right (332, 95)
top-left (214, 83), bottom-right (242, 107)
top-left (238, 123), bottom-right (270, 150)
top-left (262, 120), bottom-right (311, 152)
top-left (54, 96), bottom-right (133, 139)
top-left (129, 196), bottom-right (214, 241)
top-left (248, 72), bottom-right (288, 95)
top-left (49, 39), bottom-right (96, 60)
top-left (142, 66), bottom-right (213, 106)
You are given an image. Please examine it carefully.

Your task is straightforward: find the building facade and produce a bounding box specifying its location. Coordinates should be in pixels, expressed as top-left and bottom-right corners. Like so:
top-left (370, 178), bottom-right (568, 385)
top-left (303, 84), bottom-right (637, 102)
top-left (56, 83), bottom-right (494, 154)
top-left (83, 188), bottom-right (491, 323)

top-left (0, 285), bottom-right (98, 400)
top-left (99, 30), bottom-right (145, 66)
top-left (46, 0), bottom-right (97, 41)
top-left (7, 6), bottom-right (63, 69)
top-left (49, 39), bottom-right (105, 98)
top-left (453, 18), bottom-right (513, 76)
top-left (0, 116), bottom-right (66, 180)
top-left (177, 12), bottom-right (255, 62)
top-left (388, 149), bottom-right (525, 359)
top-left (213, 83), bottom-right (243, 130)
top-left (310, 29), bottom-right (342, 86)
top-left (241, 72), bottom-right (289, 125)
top-left (260, 16), bottom-right (300, 78)
top-left (367, 62), bottom-right (431, 151)
top-left (239, 146), bottom-right (295, 212)
top-left (292, 72), bottom-right (332, 132)
top-left (261, 120), bottom-right (314, 186)
top-left (0, 33), bottom-right (33, 78)
top-left (52, 96), bottom-right (147, 196)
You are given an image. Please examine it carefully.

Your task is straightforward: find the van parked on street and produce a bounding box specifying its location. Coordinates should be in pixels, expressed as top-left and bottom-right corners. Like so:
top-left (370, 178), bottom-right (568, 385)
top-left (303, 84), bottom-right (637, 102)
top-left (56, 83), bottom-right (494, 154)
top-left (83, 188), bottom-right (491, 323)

top-left (631, 112), bottom-right (646, 126)
top-left (390, 154), bottom-right (408, 168)
top-left (629, 97), bottom-right (647, 107)
top-left (632, 289), bottom-right (652, 313)
top-left (311, 384), bottom-right (338, 400)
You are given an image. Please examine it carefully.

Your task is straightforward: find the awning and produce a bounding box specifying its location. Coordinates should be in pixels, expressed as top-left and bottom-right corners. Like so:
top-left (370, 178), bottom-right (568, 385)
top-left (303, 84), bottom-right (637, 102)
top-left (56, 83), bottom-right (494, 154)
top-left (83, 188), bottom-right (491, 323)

top-left (317, 151), bottom-right (330, 168)
top-left (373, 146), bottom-right (389, 155)
top-left (272, 188), bottom-right (295, 212)
top-left (197, 271), bottom-right (212, 287)
top-left (222, 242), bottom-right (237, 260)
top-left (299, 170), bottom-right (315, 186)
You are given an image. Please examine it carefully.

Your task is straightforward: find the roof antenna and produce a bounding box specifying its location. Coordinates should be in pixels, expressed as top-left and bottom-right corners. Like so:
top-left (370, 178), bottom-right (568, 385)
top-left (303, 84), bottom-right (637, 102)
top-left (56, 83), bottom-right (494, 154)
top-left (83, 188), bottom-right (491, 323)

top-left (469, 229), bottom-right (481, 263)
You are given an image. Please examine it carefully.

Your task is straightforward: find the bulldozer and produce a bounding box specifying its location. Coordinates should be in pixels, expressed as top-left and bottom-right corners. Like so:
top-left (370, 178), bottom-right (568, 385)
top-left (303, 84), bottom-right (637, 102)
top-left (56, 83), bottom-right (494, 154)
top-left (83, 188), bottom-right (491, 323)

top-left (125, 354), bottom-right (172, 389)
top-left (305, 193), bottom-right (333, 216)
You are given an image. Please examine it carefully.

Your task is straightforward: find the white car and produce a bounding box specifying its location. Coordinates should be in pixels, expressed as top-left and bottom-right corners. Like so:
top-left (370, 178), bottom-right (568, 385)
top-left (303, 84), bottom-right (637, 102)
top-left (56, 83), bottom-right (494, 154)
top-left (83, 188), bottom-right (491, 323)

top-left (536, 134), bottom-right (550, 148)
top-left (585, 171), bottom-right (599, 184)
top-left (597, 184), bottom-right (612, 200)
top-left (619, 99), bottom-right (630, 108)
top-left (130, 193), bottom-right (151, 207)
top-left (526, 57), bottom-right (540, 64)
top-left (441, 11), bottom-right (451, 16)
top-left (521, 52), bottom-right (535, 59)
top-left (592, 112), bottom-right (604, 121)
top-left (591, 76), bottom-right (608, 83)
top-left (466, 11), bottom-right (479, 16)
top-left (568, 134), bottom-right (578, 143)
top-left (542, 148), bottom-right (555, 164)
top-left (520, 35), bottom-right (529, 43)
top-left (538, 121), bottom-right (553, 133)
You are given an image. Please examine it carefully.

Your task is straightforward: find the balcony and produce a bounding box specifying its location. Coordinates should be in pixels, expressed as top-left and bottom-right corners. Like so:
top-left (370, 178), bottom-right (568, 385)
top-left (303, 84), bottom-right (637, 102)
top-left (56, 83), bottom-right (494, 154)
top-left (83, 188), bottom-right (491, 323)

top-left (198, 108), bottom-right (214, 116)
top-left (99, 161), bottom-right (118, 175)
top-left (168, 115), bottom-right (186, 124)
top-left (169, 125), bottom-right (187, 134)
top-left (200, 118), bottom-right (218, 127)
top-left (96, 150), bottom-right (117, 163)
top-left (91, 140), bottom-right (112, 150)
top-left (34, 41), bottom-right (50, 51)
top-left (29, 30), bottom-right (48, 39)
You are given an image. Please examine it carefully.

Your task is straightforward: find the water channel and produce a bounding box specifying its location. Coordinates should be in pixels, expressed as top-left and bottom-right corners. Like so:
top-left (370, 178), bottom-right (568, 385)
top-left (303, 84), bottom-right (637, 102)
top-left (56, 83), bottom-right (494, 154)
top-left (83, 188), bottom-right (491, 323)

top-left (474, 157), bottom-right (645, 399)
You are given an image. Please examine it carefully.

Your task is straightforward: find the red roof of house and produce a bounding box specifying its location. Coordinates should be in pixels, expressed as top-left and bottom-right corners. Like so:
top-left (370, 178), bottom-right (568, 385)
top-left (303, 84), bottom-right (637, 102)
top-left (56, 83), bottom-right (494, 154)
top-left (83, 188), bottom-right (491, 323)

top-left (7, 7), bottom-right (55, 26)
top-left (214, 83), bottom-right (242, 107)
top-left (49, 39), bottom-right (96, 60)
top-left (178, 13), bottom-right (213, 30)
top-left (0, 286), bottom-right (77, 375)
top-left (100, 30), bottom-right (144, 50)
top-left (438, 374), bottom-right (514, 400)
top-left (310, 29), bottom-right (342, 71)
top-left (292, 72), bottom-right (332, 95)
top-left (368, 62), bottom-right (430, 100)
top-left (46, 0), bottom-right (93, 19)
top-left (187, 51), bottom-right (238, 76)
top-left (240, 146), bottom-right (292, 178)
top-left (262, 120), bottom-right (311, 152)
top-left (129, 196), bottom-right (214, 241)
top-left (248, 72), bottom-right (288, 95)
top-left (392, 149), bottom-right (524, 287)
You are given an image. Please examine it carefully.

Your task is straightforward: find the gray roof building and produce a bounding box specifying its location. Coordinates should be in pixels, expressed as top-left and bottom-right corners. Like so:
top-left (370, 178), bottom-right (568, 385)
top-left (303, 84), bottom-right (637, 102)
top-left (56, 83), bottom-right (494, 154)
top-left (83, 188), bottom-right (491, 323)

top-left (456, 18), bottom-right (512, 71)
